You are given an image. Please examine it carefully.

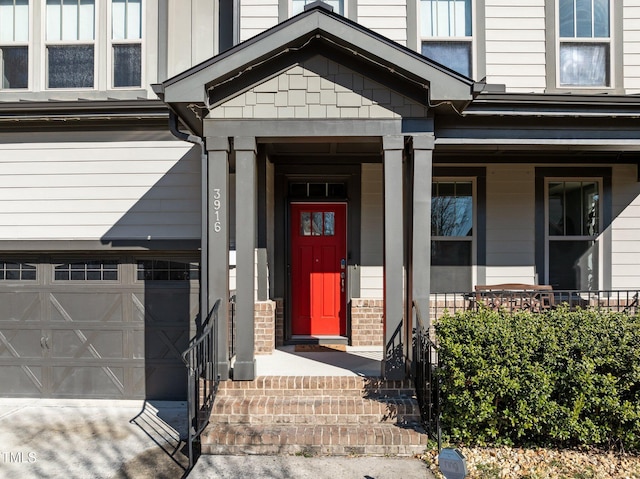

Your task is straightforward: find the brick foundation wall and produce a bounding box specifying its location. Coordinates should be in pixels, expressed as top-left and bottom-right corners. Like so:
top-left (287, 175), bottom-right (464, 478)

top-left (254, 301), bottom-right (276, 354)
top-left (350, 299), bottom-right (384, 347)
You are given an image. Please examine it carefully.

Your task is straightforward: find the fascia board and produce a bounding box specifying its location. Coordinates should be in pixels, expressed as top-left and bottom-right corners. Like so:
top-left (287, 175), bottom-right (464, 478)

top-left (163, 16), bottom-right (323, 103)
top-left (163, 10), bottom-right (474, 104)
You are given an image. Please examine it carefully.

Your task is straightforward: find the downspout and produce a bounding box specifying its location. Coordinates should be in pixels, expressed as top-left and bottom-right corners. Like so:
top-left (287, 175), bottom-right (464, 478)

top-left (168, 110), bottom-right (209, 334)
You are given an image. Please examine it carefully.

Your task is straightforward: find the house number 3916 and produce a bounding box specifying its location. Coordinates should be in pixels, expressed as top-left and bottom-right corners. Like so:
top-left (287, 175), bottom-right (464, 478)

top-left (213, 188), bottom-right (222, 233)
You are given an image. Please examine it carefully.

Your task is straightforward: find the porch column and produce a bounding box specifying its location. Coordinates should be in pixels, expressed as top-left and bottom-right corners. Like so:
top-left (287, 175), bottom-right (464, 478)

top-left (233, 136), bottom-right (257, 380)
top-left (207, 137), bottom-right (230, 381)
top-left (412, 134), bottom-right (434, 330)
top-left (382, 135), bottom-right (406, 380)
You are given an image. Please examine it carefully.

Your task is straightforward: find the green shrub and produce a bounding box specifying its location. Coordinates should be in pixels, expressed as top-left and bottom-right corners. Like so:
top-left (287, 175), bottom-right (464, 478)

top-left (435, 305), bottom-right (640, 450)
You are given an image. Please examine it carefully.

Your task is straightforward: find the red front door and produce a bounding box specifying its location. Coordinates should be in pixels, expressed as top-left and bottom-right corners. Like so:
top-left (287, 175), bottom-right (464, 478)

top-left (290, 203), bottom-right (347, 336)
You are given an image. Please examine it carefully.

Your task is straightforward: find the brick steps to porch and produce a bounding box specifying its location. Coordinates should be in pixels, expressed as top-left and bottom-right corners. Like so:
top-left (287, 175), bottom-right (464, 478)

top-left (201, 376), bottom-right (428, 456)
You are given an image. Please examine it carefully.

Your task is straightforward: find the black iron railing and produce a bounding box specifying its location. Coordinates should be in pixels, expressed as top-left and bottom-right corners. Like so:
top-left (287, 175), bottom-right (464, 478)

top-left (229, 294), bottom-right (236, 359)
top-left (182, 299), bottom-right (220, 470)
top-left (412, 302), bottom-right (441, 450)
top-left (429, 289), bottom-right (640, 321)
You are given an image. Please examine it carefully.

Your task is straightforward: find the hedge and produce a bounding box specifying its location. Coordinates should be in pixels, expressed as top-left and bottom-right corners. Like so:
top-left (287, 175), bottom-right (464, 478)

top-left (435, 305), bottom-right (640, 450)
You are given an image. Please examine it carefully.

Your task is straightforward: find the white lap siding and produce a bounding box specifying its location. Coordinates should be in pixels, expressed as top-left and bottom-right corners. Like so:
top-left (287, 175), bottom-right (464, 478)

top-left (624, 1), bottom-right (640, 94)
top-left (360, 163), bottom-right (384, 298)
top-left (240, 0), bottom-right (279, 42)
top-left (485, 164), bottom-right (537, 284)
top-left (611, 164), bottom-right (640, 289)
top-left (0, 141), bottom-right (200, 241)
top-left (485, 0), bottom-right (547, 93)
top-left (357, 0), bottom-right (408, 46)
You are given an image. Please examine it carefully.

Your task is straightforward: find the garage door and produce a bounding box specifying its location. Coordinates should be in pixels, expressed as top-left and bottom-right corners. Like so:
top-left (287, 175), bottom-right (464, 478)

top-left (0, 257), bottom-right (198, 400)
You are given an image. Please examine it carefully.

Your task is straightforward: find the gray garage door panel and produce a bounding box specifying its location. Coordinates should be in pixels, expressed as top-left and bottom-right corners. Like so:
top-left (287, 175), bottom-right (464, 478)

top-left (0, 365), bottom-right (43, 396)
top-left (0, 260), bottom-right (197, 400)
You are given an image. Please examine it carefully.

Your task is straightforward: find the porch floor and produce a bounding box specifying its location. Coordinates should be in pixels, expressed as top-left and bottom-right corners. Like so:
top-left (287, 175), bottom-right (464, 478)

top-left (254, 345), bottom-right (383, 376)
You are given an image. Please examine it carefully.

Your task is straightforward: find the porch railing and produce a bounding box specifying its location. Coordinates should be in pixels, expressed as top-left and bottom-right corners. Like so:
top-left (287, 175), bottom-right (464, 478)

top-left (182, 299), bottom-right (220, 470)
top-left (429, 289), bottom-right (640, 322)
top-left (229, 293), bottom-right (236, 359)
top-left (412, 302), bottom-right (441, 450)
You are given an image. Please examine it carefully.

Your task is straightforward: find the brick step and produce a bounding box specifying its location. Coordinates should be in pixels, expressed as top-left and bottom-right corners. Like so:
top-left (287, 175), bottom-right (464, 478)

top-left (209, 396), bottom-right (422, 426)
top-left (201, 423), bottom-right (428, 456)
top-left (218, 376), bottom-right (416, 399)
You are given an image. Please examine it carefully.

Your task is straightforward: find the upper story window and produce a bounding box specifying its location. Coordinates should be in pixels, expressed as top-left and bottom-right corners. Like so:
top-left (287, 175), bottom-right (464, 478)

top-left (0, 0), bottom-right (29, 89)
top-left (46, 0), bottom-right (96, 89)
top-left (292, 0), bottom-right (343, 16)
top-left (111, 0), bottom-right (141, 87)
top-left (420, 0), bottom-right (473, 77)
top-left (558, 0), bottom-right (610, 87)
top-left (1, 0), bottom-right (145, 93)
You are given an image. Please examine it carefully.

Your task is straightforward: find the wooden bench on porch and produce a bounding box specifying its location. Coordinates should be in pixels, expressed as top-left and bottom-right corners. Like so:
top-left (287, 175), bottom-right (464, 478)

top-left (474, 283), bottom-right (555, 312)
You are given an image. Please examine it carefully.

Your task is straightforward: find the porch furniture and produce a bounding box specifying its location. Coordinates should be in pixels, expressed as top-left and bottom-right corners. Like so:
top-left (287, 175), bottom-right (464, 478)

top-left (475, 284), bottom-right (554, 312)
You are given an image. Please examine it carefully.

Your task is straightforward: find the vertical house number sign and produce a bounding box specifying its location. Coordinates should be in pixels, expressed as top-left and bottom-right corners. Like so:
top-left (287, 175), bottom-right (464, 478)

top-left (213, 188), bottom-right (222, 233)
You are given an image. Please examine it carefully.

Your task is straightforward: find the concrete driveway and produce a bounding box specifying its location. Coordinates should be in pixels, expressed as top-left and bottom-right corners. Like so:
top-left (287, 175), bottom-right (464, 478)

top-left (0, 399), bottom-right (432, 479)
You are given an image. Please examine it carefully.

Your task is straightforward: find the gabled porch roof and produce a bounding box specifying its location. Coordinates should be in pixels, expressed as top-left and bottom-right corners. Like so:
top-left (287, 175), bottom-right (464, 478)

top-left (153, 3), bottom-right (479, 136)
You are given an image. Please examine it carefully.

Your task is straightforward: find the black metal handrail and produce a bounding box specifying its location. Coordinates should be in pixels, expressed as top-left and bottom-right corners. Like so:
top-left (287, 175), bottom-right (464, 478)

top-left (412, 302), bottom-right (441, 451)
top-left (229, 294), bottom-right (236, 359)
top-left (182, 299), bottom-right (220, 470)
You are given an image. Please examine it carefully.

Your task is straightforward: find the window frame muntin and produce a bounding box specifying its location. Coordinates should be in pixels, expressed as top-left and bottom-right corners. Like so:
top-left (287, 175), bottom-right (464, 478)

top-left (418, 0), bottom-right (476, 79)
top-left (134, 256), bottom-right (200, 283)
top-left (43, 0), bottom-right (98, 90)
top-left (107, 0), bottom-right (144, 89)
top-left (546, 0), bottom-right (621, 93)
top-left (535, 167), bottom-right (612, 290)
top-left (431, 176), bottom-right (477, 292)
top-left (52, 258), bottom-right (121, 283)
top-left (0, 0), bottom-right (30, 90)
top-left (0, 259), bottom-right (38, 281)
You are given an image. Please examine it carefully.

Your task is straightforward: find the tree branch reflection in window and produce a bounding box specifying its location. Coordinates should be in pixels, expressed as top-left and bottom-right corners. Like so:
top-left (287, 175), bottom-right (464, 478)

top-left (431, 181), bottom-right (473, 237)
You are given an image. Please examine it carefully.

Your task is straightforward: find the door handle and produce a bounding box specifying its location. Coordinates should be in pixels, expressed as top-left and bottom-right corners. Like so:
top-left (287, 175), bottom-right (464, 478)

top-left (40, 336), bottom-right (50, 350)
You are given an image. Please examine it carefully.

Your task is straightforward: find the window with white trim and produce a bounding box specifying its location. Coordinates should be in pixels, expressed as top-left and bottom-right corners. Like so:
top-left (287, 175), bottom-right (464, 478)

top-left (111, 0), bottom-right (141, 88)
top-left (431, 180), bottom-right (474, 292)
top-left (0, 0), bottom-right (29, 89)
top-left (46, 0), bottom-right (96, 89)
top-left (292, 0), bottom-right (343, 16)
top-left (558, 0), bottom-right (610, 87)
top-left (546, 180), bottom-right (600, 289)
top-left (420, 0), bottom-right (472, 77)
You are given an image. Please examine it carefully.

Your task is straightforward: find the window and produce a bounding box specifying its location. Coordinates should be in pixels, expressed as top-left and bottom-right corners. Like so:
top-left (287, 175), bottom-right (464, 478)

top-left (292, 0), bottom-right (343, 15)
top-left (111, 0), bottom-right (141, 87)
top-left (137, 259), bottom-right (199, 281)
top-left (420, 0), bottom-right (472, 77)
top-left (289, 182), bottom-right (347, 199)
top-left (558, 0), bottom-right (610, 87)
top-left (547, 180), bottom-right (600, 289)
top-left (54, 260), bottom-right (118, 281)
top-left (0, 0), bottom-right (29, 89)
top-left (299, 211), bottom-right (335, 236)
top-left (0, 261), bottom-right (36, 280)
top-left (46, 0), bottom-right (96, 88)
top-left (431, 180), bottom-right (474, 292)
